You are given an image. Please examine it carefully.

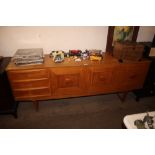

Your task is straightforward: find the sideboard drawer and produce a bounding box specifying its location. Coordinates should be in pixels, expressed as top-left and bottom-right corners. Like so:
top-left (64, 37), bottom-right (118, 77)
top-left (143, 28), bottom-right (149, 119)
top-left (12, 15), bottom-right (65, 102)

top-left (8, 69), bottom-right (49, 81)
top-left (11, 78), bottom-right (50, 89)
top-left (14, 87), bottom-right (51, 99)
top-left (7, 68), bottom-right (51, 100)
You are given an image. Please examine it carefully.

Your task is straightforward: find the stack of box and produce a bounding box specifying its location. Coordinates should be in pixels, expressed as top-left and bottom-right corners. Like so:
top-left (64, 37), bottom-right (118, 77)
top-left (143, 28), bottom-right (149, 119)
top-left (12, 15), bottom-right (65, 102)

top-left (12, 48), bottom-right (44, 65)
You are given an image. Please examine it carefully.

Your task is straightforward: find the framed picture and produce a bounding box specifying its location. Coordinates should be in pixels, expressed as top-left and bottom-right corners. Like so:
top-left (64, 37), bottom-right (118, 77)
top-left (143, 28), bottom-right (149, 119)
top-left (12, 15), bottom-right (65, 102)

top-left (106, 26), bottom-right (139, 53)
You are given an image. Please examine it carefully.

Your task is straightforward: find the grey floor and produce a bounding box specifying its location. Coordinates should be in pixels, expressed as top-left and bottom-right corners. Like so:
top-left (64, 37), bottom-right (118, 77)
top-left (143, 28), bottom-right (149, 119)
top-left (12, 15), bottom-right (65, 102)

top-left (0, 93), bottom-right (155, 129)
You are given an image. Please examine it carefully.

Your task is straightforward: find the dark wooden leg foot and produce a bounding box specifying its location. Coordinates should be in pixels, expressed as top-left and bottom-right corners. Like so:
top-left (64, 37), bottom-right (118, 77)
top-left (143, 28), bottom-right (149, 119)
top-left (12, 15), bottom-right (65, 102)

top-left (117, 92), bottom-right (128, 102)
top-left (33, 101), bottom-right (39, 111)
top-left (12, 101), bottom-right (19, 118)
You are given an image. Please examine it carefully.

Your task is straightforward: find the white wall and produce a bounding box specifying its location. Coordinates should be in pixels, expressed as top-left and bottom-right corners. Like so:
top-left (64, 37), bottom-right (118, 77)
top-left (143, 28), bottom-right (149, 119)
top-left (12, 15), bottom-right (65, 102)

top-left (137, 26), bottom-right (155, 42)
top-left (0, 26), bottom-right (108, 57)
top-left (0, 26), bottom-right (155, 57)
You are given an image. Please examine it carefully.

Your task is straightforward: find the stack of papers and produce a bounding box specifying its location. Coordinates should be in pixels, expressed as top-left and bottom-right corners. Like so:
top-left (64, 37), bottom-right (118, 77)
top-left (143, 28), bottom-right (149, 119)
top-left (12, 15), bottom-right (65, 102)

top-left (12, 48), bottom-right (44, 65)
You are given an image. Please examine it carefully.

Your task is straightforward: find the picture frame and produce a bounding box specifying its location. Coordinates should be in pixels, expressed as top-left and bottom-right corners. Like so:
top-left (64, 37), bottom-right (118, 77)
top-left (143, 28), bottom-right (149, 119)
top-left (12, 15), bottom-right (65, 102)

top-left (106, 26), bottom-right (139, 53)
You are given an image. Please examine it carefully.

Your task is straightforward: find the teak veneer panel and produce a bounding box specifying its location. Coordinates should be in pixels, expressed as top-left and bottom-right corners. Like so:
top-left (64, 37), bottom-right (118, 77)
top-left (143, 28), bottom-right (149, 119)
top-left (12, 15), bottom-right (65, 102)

top-left (6, 53), bottom-right (151, 102)
top-left (50, 67), bottom-right (87, 98)
top-left (90, 65), bottom-right (115, 93)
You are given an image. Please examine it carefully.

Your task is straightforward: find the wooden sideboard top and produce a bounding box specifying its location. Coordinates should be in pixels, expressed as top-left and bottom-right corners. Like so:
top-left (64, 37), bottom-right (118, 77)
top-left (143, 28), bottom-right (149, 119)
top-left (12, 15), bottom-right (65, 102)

top-left (6, 52), bottom-right (150, 71)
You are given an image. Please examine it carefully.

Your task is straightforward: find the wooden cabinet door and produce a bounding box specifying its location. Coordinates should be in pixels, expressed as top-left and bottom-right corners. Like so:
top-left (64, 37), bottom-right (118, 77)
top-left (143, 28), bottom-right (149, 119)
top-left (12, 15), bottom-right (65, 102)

top-left (89, 65), bottom-right (115, 94)
top-left (50, 67), bottom-right (87, 98)
top-left (114, 63), bottom-right (150, 92)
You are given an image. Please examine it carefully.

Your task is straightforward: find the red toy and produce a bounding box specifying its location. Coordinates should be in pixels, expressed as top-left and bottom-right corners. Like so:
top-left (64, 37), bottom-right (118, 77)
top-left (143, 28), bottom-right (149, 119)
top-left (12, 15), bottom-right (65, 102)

top-left (69, 50), bottom-right (82, 56)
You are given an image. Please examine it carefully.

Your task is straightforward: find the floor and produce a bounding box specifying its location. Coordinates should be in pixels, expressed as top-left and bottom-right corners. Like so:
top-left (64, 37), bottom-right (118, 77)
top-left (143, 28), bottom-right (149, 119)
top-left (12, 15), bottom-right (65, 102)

top-left (0, 93), bottom-right (155, 129)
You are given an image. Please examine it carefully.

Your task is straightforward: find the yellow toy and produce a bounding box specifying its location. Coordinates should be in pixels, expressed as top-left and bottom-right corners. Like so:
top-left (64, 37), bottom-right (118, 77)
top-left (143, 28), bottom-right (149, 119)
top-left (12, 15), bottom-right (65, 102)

top-left (50, 50), bottom-right (64, 63)
top-left (90, 55), bottom-right (102, 61)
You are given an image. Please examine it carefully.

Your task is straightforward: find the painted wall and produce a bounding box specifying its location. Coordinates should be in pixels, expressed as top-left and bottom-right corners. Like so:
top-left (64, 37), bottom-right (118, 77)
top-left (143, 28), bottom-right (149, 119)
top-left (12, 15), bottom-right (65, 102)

top-left (0, 26), bottom-right (108, 56)
top-left (137, 26), bottom-right (155, 42)
top-left (0, 26), bottom-right (155, 57)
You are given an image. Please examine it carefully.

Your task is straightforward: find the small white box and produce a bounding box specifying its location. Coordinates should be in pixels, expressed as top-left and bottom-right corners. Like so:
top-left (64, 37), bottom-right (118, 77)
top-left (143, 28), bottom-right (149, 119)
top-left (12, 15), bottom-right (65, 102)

top-left (149, 47), bottom-right (155, 57)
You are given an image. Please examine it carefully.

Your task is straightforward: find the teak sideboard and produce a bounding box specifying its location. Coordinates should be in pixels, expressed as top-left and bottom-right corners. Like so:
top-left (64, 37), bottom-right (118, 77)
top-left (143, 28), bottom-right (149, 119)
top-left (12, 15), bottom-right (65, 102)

top-left (6, 53), bottom-right (151, 110)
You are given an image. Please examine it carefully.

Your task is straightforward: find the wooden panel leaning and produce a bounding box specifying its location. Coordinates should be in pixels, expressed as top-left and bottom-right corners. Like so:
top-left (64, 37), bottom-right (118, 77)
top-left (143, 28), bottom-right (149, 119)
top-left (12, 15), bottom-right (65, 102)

top-left (113, 42), bottom-right (144, 62)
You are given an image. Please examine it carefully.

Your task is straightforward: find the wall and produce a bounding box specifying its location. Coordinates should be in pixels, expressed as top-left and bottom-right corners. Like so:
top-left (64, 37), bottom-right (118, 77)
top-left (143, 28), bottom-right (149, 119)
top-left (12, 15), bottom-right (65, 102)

top-left (0, 26), bottom-right (108, 56)
top-left (0, 26), bottom-right (155, 57)
top-left (137, 26), bottom-right (155, 42)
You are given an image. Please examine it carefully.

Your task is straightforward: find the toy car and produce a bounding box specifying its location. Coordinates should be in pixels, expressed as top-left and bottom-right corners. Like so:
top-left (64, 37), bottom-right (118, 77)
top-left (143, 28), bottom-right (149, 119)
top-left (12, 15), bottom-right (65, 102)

top-left (50, 51), bottom-right (64, 63)
top-left (90, 55), bottom-right (102, 61)
top-left (69, 50), bottom-right (82, 56)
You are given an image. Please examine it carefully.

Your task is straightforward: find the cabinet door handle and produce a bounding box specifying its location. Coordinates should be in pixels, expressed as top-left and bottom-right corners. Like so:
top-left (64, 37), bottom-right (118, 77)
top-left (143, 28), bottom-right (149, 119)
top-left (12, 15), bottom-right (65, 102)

top-left (65, 78), bottom-right (71, 83)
